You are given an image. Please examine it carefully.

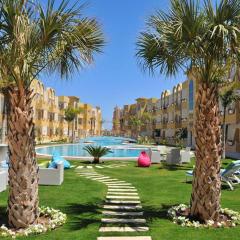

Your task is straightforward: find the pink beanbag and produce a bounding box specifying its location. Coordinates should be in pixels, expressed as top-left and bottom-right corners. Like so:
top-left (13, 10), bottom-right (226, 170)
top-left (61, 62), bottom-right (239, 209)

top-left (138, 151), bottom-right (151, 167)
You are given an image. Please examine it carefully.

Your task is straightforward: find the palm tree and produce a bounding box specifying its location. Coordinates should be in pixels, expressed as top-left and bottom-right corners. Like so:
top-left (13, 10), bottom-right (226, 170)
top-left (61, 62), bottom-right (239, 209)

top-left (83, 145), bottom-right (112, 164)
top-left (141, 112), bottom-right (153, 135)
top-left (64, 107), bottom-right (83, 143)
top-left (175, 128), bottom-right (188, 147)
top-left (136, 0), bottom-right (240, 223)
top-left (0, 0), bottom-right (104, 229)
top-left (141, 112), bottom-right (152, 125)
top-left (220, 88), bottom-right (240, 159)
top-left (129, 116), bottom-right (143, 139)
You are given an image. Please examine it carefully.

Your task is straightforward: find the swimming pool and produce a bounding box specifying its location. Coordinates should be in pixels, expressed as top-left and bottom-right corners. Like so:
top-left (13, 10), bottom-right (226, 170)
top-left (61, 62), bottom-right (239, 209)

top-left (36, 136), bottom-right (151, 159)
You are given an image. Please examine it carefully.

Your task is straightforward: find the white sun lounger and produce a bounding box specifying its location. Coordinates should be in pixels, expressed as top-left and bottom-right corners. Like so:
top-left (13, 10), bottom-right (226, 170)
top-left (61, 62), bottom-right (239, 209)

top-left (0, 170), bottom-right (7, 192)
top-left (186, 160), bottom-right (240, 190)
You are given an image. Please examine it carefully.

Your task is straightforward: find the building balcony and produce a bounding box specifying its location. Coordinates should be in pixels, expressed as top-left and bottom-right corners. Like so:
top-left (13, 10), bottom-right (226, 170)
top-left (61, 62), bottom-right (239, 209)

top-left (49, 104), bottom-right (58, 112)
top-left (174, 103), bottom-right (182, 111)
top-left (35, 99), bottom-right (45, 109)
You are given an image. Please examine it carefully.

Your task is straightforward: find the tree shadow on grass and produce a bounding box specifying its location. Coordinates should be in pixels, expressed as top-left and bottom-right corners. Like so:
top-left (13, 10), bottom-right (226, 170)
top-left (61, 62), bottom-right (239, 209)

top-left (0, 206), bottom-right (8, 226)
top-left (159, 163), bottom-right (192, 171)
top-left (183, 180), bottom-right (236, 191)
top-left (64, 202), bottom-right (102, 231)
top-left (144, 204), bottom-right (171, 221)
top-left (80, 161), bottom-right (93, 165)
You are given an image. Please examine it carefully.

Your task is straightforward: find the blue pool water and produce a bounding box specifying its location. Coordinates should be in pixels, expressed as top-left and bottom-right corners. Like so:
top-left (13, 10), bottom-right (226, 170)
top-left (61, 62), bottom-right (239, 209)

top-left (36, 137), bottom-right (147, 158)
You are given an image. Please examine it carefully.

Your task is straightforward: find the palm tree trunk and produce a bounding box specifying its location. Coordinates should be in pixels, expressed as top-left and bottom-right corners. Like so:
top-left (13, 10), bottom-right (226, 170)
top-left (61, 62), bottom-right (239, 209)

top-left (67, 122), bottom-right (70, 141)
top-left (190, 82), bottom-right (222, 222)
top-left (72, 121), bottom-right (74, 143)
top-left (93, 157), bottom-right (100, 164)
top-left (6, 87), bottom-right (39, 229)
top-left (222, 107), bottom-right (226, 159)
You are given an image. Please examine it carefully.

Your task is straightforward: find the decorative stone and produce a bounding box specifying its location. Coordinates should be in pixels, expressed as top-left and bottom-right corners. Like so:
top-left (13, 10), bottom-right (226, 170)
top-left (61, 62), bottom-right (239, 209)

top-left (101, 218), bottom-right (146, 223)
top-left (99, 226), bottom-right (149, 232)
top-left (98, 237), bottom-right (151, 240)
top-left (108, 188), bottom-right (137, 192)
top-left (103, 205), bottom-right (142, 210)
top-left (102, 211), bottom-right (143, 216)
top-left (107, 196), bottom-right (139, 199)
top-left (105, 200), bottom-right (141, 204)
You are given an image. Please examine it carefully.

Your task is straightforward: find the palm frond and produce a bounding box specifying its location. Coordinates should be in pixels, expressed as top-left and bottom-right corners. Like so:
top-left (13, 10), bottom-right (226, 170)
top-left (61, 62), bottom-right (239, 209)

top-left (136, 0), bottom-right (240, 84)
top-left (83, 145), bottom-right (112, 158)
top-left (0, 0), bottom-right (105, 89)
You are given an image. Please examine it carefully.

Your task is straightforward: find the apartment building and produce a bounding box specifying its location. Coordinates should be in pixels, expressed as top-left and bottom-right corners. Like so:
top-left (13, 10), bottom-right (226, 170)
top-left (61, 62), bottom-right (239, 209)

top-left (6, 79), bottom-right (102, 144)
top-left (113, 77), bottom-right (240, 154)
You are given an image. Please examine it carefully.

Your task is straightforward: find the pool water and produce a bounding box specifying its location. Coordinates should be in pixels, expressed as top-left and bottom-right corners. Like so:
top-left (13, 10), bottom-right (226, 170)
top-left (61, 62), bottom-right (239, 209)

top-left (36, 136), bottom-right (148, 158)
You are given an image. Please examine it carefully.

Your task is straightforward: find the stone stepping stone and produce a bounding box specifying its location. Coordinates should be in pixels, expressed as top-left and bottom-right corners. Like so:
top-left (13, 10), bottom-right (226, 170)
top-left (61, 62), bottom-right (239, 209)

top-left (76, 166), bottom-right (84, 169)
top-left (102, 181), bottom-right (126, 184)
top-left (104, 165), bottom-right (117, 168)
top-left (107, 196), bottom-right (139, 200)
top-left (101, 218), bottom-right (146, 224)
top-left (101, 180), bottom-right (124, 182)
top-left (77, 172), bottom-right (99, 174)
top-left (107, 166), bottom-right (125, 168)
top-left (106, 183), bottom-right (132, 186)
top-left (103, 205), bottom-right (142, 210)
top-left (99, 226), bottom-right (149, 232)
top-left (90, 177), bottom-right (110, 180)
top-left (99, 180), bottom-right (120, 183)
top-left (105, 200), bottom-right (141, 204)
top-left (98, 237), bottom-right (152, 240)
top-left (102, 211), bottom-right (143, 217)
top-left (108, 186), bottom-right (135, 189)
top-left (77, 172), bottom-right (97, 174)
top-left (80, 175), bottom-right (104, 178)
top-left (106, 184), bottom-right (133, 187)
top-left (86, 166), bottom-right (93, 169)
top-left (107, 192), bottom-right (138, 196)
top-left (78, 174), bottom-right (102, 176)
top-left (77, 174), bottom-right (102, 177)
top-left (108, 188), bottom-right (137, 192)
top-left (95, 166), bottom-right (104, 168)
top-left (85, 174), bottom-right (105, 178)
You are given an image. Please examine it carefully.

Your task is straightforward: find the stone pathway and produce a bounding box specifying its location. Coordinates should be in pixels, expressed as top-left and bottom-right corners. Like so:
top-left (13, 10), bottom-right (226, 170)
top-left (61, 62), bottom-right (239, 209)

top-left (75, 168), bottom-right (152, 240)
top-left (76, 164), bottom-right (128, 169)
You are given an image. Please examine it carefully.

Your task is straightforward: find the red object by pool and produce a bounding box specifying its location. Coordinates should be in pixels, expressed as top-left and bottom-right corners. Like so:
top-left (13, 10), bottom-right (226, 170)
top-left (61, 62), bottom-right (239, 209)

top-left (138, 151), bottom-right (151, 167)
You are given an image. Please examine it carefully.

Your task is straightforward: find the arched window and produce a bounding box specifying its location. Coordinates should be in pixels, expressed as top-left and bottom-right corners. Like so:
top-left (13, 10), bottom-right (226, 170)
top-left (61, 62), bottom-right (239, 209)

top-left (189, 80), bottom-right (194, 111)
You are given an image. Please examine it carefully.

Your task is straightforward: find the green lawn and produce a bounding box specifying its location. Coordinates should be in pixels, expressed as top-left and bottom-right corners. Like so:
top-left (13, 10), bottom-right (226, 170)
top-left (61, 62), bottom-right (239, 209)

top-left (0, 159), bottom-right (240, 240)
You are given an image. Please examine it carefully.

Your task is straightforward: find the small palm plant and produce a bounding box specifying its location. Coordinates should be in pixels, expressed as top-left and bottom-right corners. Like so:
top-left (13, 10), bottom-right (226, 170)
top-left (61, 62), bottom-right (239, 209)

top-left (83, 145), bottom-right (112, 164)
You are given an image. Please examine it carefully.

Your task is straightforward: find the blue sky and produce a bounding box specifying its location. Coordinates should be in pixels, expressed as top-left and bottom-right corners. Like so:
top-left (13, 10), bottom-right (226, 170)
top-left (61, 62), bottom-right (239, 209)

top-left (40, 0), bottom-right (186, 129)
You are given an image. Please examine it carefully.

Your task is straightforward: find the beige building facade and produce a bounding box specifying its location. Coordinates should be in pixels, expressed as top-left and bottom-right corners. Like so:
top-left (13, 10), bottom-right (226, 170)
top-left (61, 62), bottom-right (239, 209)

top-left (113, 77), bottom-right (240, 154)
top-left (0, 79), bottom-right (102, 144)
top-left (32, 80), bottom-right (102, 143)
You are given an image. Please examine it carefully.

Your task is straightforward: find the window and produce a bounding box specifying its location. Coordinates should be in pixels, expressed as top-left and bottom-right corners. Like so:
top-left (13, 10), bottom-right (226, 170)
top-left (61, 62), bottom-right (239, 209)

top-left (78, 118), bottom-right (83, 125)
top-left (37, 110), bottom-right (43, 120)
top-left (189, 80), bottom-right (194, 111)
top-left (59, 102), bottom-right (64, 110)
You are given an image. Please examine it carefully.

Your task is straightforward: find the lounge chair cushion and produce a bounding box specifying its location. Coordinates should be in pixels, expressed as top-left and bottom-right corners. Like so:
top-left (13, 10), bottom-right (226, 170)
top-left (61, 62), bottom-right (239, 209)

top-left (51, 152), bottom-right (71, 169)
top-left (0, 160), bottom-right (9, 169)
top-left (48, 160), bottom-right (58, 169)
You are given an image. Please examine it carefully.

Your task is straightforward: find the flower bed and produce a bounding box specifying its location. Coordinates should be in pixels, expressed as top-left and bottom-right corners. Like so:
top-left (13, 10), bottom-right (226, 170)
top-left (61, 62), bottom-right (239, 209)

top-left (0, 206), bottom-right (67, 238)
top-left (168, 204), bottom-right (240, 228)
